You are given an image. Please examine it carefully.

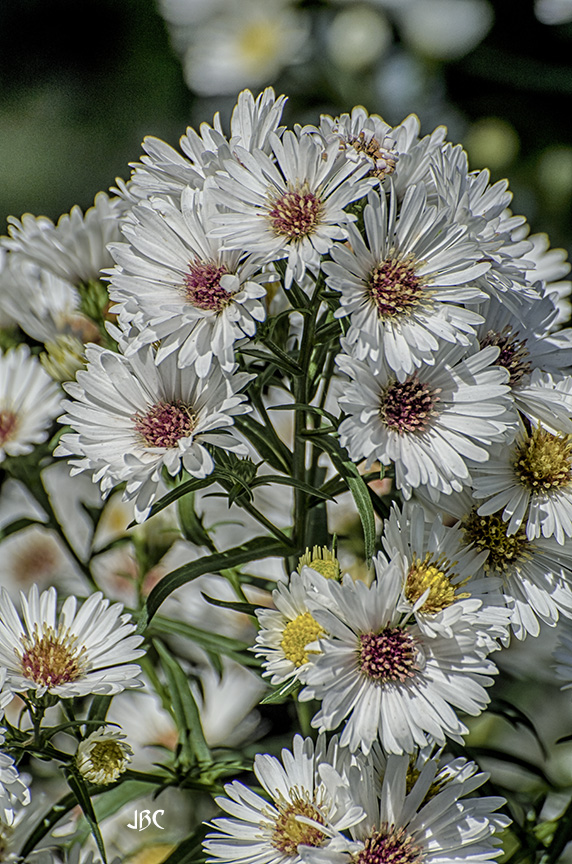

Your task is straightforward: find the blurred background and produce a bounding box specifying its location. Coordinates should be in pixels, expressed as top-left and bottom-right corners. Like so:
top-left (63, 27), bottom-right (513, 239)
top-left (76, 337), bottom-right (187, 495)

top-left (1, 0), bottom-right (572, 256)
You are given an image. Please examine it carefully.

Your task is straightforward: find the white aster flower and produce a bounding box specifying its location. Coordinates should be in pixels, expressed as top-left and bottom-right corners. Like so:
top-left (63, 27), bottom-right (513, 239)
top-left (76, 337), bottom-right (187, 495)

top-left (75, 726), bottom-right (133, 785)
top-left (323, 185), bottom-right (488, 376)
top-left (0, 346), bottom-right (62, 463)
top-left (315, 109), bottom-right (447, 197)
top-left (179, 0), bottom-right (310, 97)
top-left (126, 87), bottom-right (287, 202)
top-left (299, 558), bottom-right (499, 755)
top-left (381, 502), bottom-right (510, 645)
top-left (203, 733), bottom-right (364, 864)
top-left (108, 186), bottom-right (268, 376)
top-left (0, 732), bottom-right (30, 826)
top-left (511, 226), bottom-right (572, 325)
top-left (472, 292), bottom-right (572, 432)
top-left (211, 129), bottom-right (375, 289)
top-left (415, 486), bottom-right (572, 639)
top-left (299, 750), bottom-right (508, 864)
top-left (336, 342), bottom-right (516, 501)
top-left (253, 568), bottom-right (331, 687)
top-left (535, 0), bottom-right (572, 23)
top-left (55, 344), bottom-right (252, 522)
top-left (0, 585), bottom-right (144, 699)
top-left (472, 421), bottom-right (572, 545)
top-left (2, 192), bottom-right (124, 286)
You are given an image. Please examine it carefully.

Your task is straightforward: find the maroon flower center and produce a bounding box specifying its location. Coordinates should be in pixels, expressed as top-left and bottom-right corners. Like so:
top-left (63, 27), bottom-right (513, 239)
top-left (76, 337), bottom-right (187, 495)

top-left (368, 258), bottom-right (425, 318)
top-left (0, 409), bottom-right (18, 446)
top-left (359, 627), bottom-right (417, 682)
top-left (184, 261), bottom-right (232, 311)
top-left (479, 326), bottom-right (532, 387)
top-left (352, 828), bottom-right (423, 864)
top-left (134, 400), bottom-right (196, 448)
top-left (268, 184), bottom-right (323, 240)
top-left (380, 377), bottom-right (440, 434)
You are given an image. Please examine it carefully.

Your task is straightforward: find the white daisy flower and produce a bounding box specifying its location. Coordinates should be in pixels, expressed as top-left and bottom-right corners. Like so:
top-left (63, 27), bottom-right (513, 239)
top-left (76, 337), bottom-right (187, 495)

top-left (315, 108), bottom-right (447, 196)
top-left (323, 185), bottom-right (488, 377)
top-left (415, 486), bottom-right (572, 639)
top-left (127, 87), bottom-right (288, 202)
top-left (75, 726), bottom-right (133, 785)
top-left (179, 0), bottom-right (311, 97)
top-left (0, 585), bottom-right (144, 699)
top-left (210, 128), bottom-right (375, 289)
top-left (203, 733), bottom-right (364, 864)
top-left (380, 502), bottom-right (510, 645)
top-left (299, 750), bottom-right (508, 864)
top-left (471, 421), bottom-right (572, 545)
top-left (0, 732), bottom-right (30, 826)
top-left (336, 342), bottom-right (516, 501)
top-left (253, 568), bottom-right (331, 687)
top-left (55, 344), bottom-right (252, 522)
top-left (299, 557), bottom-right (499, 755)
top-left (1, 192), bottom-right (124, 286)
top-left (108, 186), bottom-right (268, 376)
top-left (472, 291), bottom-right (572, 432)
top-left (0, 346), bottom-right (62, 464)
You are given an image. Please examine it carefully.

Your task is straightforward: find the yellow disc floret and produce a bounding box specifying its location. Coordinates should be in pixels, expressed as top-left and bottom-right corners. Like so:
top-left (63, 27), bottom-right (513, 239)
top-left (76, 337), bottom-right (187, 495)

top-left (298, 545), bottom-right (341, 580)
top-left (513, 427), bottom-right (572, 491)
top-left (405, 553), bottom-right (469, 614)
top-left (280, 612), bottom-right (325, 667)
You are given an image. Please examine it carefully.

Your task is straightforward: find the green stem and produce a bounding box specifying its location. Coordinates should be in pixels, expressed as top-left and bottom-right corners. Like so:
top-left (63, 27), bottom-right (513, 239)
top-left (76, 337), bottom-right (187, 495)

top-left (539, 797), bottom-right (572, 863)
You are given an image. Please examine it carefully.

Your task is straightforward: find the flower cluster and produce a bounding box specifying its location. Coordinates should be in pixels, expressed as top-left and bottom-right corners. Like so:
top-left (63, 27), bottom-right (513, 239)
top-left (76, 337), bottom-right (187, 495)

top-left (1, 86), bottom-right (572, 862)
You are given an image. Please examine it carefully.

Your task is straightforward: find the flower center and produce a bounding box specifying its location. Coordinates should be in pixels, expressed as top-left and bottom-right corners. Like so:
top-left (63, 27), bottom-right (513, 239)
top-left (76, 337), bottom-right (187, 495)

top-left (359, 627), bottom-right (417, 682)
top-left (134, 400), bottom-right (196, 448)
top-left (0, 409), bottom-right (18, 446)
top-left (368, 256), bottom-right (426, 319)
top-left (268, 184), bottom-right (324, 240)
top-left (270, 790), bottom-right (326, 854)
top-left (513, 427), bottom-right (572, 491)
top-left (86, 740), bottom-right (129, 783)
top-left (349, 132), bottom-right (398, 179)
top-left (281, 612), bottom-right (325, 667)
top-left (184, 261), bottom-right (233, 311)
top-left (480, 326), bottom-right (532, 387)
top-left (380, 377), bottom-right (440, 434)
top-left (352, 828), bottom-right (423, 864)
top-left (405, 554), bottom-right (469, 614)
top-left (298, 545), bottom-right (341, 580)
top-left (20, 625), bottom-right (87, 688)
top-left (462, 509), bottom-right (532, 574)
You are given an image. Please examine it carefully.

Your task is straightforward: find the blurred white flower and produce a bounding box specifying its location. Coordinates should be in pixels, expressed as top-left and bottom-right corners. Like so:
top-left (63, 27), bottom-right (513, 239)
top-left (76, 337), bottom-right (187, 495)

top-left (535, 0), bottom-right (572, 24)
top-left (175, 0), bottom-right (311, 96)
top-left (395, 0), bottom-right (494, 61)
top-left (327, 6), bottom-right (392, 72)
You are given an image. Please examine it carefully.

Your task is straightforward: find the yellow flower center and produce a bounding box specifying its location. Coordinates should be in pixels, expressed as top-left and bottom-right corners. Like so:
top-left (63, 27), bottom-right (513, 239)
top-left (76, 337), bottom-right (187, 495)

top-left (462, 509), bottom-right (532, 575)
top-left (87, 740), bottom-right (129, 782)
top-left (513, 427), bottom-right (572, 491)
top-left (238, 21), bottom-right (280, 69)
top-left (281, 612), bottom-right (324, 667)
top-left (270, 790), bottom-right (326, 854)
top-left (405, 554), bottom-right (469, 613)
top-left (298, 545), bottom-right (341, 580)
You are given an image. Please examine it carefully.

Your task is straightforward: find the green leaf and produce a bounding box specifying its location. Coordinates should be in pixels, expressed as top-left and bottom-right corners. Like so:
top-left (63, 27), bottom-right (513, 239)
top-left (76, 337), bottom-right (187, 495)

top-left (260, 677), bottom-right (300, 704)
top-left (87, 695), bottom-right (112, 724)
top-left (200, 593), bottom-right (259, 616)
top-left (149, 616), bottom-right (260, 668)
top-left (143, 536), bottom-right (294, 623)
top-left (134, 475), bottom-right (217, 525)
top-left (268, 403), bottom-right (339, 426)
top-left (0, 517), bottom-right (44, 541)
top-left (153, 639), bottom-right (212, 767)
top-left (488, 697), bottom-right (547, 758)
top-left (239, 345), bottom-right (304, 377)
top-left (234, 416), bottom-right (292, 474)
top-left (65, 769), bottom-right (108, 863)
top-left (309, 435), bottom-right (377, 562)
top-left (177, 491), bottom-right (217, 552)
top-left (250, 473), bottom-right (335, 501)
